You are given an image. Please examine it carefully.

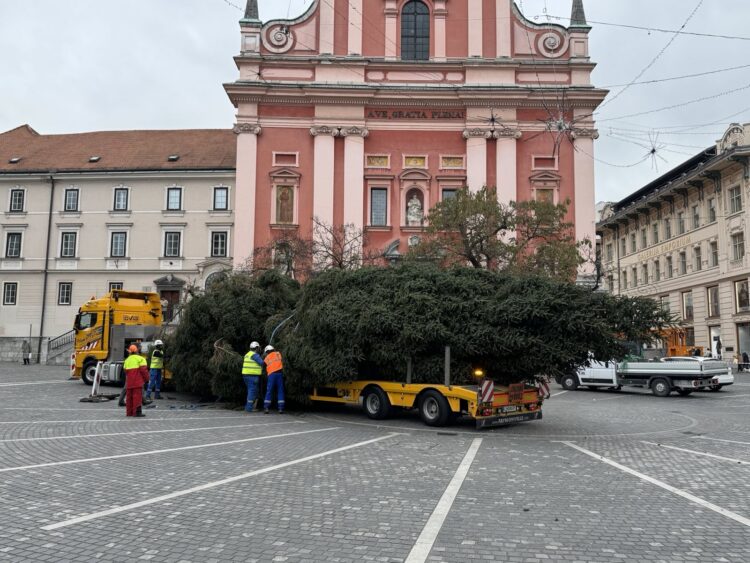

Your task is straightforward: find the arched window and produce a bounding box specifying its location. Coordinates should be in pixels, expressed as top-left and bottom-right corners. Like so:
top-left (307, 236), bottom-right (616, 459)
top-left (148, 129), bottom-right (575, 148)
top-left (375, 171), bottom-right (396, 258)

top-left (401, 1), bottom-right (430, 61)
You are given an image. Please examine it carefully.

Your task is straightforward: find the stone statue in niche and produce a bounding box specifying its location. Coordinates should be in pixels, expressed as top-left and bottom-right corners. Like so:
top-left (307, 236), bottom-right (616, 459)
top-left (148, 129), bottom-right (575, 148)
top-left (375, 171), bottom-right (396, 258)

top-left (406, 194), bottom-right (423, 226)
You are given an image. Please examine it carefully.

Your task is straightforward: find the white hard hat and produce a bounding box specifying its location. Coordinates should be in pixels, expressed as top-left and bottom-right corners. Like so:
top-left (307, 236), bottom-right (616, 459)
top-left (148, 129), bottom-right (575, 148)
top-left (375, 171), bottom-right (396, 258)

top-left (264, 345), bottom-right (275, 353)
top-left (249, 341), bottom-right (260, 350)
top-left (155, 340), bottom-right (163, 346)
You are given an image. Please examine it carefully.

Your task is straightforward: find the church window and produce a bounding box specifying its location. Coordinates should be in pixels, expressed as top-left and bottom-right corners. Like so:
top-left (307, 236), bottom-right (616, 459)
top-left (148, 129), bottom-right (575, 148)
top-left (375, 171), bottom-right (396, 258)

top-left (401, 1), bottom-right (430, 61)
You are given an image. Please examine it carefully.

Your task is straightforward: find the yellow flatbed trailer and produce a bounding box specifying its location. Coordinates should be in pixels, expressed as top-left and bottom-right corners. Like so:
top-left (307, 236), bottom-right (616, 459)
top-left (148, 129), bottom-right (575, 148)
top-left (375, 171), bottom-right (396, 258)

top-left (310, 380), bottom-right (543, 429)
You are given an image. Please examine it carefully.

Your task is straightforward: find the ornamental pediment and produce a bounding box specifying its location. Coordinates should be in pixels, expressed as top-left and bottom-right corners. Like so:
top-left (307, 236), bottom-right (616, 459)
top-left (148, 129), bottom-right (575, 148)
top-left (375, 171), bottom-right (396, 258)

top-left (269, 167), bottom-right (301, 180)
top-left (529, 171), bottom-right (561, 183)
top-left (399, 168), bottom-right (431, 181)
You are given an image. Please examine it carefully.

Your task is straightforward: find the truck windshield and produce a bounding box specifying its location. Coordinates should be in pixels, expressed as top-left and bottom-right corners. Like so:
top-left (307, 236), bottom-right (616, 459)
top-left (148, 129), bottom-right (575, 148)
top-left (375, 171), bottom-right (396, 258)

top-left (75, 312), bottom-right (98, 330)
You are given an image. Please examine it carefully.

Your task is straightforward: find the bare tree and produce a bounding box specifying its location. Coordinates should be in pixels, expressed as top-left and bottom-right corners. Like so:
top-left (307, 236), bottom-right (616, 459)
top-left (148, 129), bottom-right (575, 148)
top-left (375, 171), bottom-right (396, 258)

top-left (312, 217), bottom-right (380, 271)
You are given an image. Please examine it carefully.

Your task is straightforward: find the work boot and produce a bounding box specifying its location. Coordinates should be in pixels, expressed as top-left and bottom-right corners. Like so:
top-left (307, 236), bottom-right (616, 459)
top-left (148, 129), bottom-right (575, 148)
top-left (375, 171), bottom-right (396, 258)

top-left (278, 410), bottom-right (285, 414)
top-left (144, 394), bottom-right (151, 401)
top-left (155, 393), bottom-right (162, 399)
top-left (264, 409), bottom-right (270, 414)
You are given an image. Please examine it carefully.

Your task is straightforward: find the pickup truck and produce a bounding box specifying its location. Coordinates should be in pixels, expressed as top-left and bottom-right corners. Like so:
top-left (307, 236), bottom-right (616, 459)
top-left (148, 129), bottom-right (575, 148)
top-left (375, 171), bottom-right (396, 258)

top-left (556, 358), bottom-right (730, 397)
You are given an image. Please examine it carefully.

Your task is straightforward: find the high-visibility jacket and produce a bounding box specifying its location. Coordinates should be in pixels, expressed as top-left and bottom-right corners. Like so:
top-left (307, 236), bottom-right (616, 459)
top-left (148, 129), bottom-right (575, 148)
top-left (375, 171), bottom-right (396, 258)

top-left (265, 351), bottom-right (283, 375)
top-left (150, 348), bottom-right (164, 369)
top-left (123, 354), bottom-right (149, 389)
top-left (242, 351), bottom-right (263, 376)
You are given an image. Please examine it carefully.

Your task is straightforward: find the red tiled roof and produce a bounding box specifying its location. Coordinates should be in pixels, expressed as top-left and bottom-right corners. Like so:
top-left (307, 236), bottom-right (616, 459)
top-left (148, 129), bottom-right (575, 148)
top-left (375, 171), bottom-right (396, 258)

top-left (0, 125), bottom-right (236, 173)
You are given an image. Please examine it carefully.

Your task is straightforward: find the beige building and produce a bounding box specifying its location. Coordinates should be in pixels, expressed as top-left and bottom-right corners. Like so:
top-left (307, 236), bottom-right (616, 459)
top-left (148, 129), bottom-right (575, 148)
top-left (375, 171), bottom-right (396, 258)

top-left (0, 125), bottom-right (236, 361)
top-left (598, 123), bottom-right (750, 360)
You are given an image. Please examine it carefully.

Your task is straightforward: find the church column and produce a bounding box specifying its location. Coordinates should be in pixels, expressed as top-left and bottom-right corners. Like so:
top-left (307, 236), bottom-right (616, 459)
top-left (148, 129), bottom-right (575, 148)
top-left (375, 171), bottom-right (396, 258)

top-left (384, 0), bottom-right (398, 59)
top-left (468, 0), bottom-right (483, 57)
top-left (232, 123), bottom-right (262, 267)
top-left (319, 0), bottom-right (335, 54)
top-left (464, 129), bottom-right (491, 192)
top-left (341, 127), bottom-right (369, 229)
top-left (311, 126), bottom-right (338, 227)
top-left (348, 0), bottom-right (363, 55)
top-left (495, 129), bottom-right (522, 206)
top-left (434, 0), bottom-right (448, 61)
top-left (571, 124), bottom-right (599, 244)
top-left (496, 0), bottom-right (512, 57)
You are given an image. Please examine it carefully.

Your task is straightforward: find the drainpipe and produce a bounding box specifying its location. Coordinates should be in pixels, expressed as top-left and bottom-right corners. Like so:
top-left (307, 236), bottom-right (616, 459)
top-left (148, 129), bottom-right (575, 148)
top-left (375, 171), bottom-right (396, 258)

top-left (37, 174), bottom-right (55, 363)
top-left (615, 224), bottom-right (621, 294)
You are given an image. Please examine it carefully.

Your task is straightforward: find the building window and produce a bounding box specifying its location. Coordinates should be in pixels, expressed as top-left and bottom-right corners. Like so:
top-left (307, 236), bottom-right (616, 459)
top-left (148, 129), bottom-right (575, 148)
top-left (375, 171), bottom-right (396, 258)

top-left (678, 212), bottom-right (685, 235)
top-left (682, 291), bottom-right (694, 321)
top-left (3, 282), bottom-right (17, 305)
top-left (660, 295), bottom-right (670, 313)
top-left (694, 245), bottom-right (702, 272)
top-left (5, 232), bottom-right (21, 258)
top-left (708, 198), bottom-right (716, 223)
top-left (275, 185), bottom-right (295, 224)
top-left (273, 242), bottom-right (295, 278)
top-left (640, 229), bottom-right (647, 249)
top-left (9, 189), bottom-right (25, 212)
top-left (113, 188), bottom-right (129, 211)
top-left (110, 232), bottom-right (127, 258)
top-left (620, 237), bottom-right (626, 256)
top-left (654, 259), bottom-right (661, 282)
top-left (732, 232), bottom-right (745, 262)
top-left (707, 286), bottom-right (720, 318)
top-left (166, 187), bottom-right (182, 211)
top-left (631, 266), bottom-right (638, 288)
top-left (211, 231), bottom-right (228, 257)
top-left (60, 232), bottom-right (77, 258)
top-left (64, 188), bottom-right (79, 212)
top-left (692, 205), bottom-right (700, 230)
top-left (370, 188), bottom-right (388, 227)
top-left (607, 275), bottom-right (614, 293)
top-left (664, 218), bottom-right (672, 240)
top-left (736, 280), bottom-right (750, 313)
top-left (401, 0), bottom-right (430, 61)
top-left (630, 233), bottom-right (637, 253)
top-left (729, 186), bottom-right (743, 215)
top-left (652, 223), bottom-right (659, 245)
top-left (606, 243), bottom-right (613, 263)
top-left (213, 187), bottom-right (229, 211)
top-left (108, 282), bottom-right (124, 292)
top-left (666, 256), bottom-right (673, 279)
top-left (442, 188), bottom-right (458, 201)
top-left (58, 282), bottom-right (72, 306)
top-left (710, 241), bottom-right (719, 267)
top-left (621, 270), bottom-right (627, 290)
top-left (679, 251), bottom-right (687, 275)
top-left (685, 327), bottom-right (695, 347)
top-left (164, 232), bottom-right (181, 257)
top-left (642, 264), bottom-right (649, 285)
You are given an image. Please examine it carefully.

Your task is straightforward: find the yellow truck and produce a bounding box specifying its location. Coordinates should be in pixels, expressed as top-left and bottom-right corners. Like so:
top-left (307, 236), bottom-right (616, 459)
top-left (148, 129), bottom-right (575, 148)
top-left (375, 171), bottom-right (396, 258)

top-left (72, 290), bottom-right (164, 385)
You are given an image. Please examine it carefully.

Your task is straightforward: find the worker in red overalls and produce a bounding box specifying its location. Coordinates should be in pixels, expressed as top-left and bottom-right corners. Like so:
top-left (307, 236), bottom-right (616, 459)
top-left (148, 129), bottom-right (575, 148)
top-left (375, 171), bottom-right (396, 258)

top-left (123, 344), bottom-right (149, 417)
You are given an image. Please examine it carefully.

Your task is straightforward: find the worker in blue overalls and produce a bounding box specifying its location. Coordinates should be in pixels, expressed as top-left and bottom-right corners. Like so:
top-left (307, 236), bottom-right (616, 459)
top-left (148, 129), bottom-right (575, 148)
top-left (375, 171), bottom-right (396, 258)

top-left (242, 341), bottom-right (264, 412)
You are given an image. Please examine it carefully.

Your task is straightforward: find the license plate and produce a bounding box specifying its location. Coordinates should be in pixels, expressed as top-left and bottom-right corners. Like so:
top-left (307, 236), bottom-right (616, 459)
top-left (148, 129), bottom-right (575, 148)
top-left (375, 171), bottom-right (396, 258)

top-left (501, 405), bottom-right (519, 414)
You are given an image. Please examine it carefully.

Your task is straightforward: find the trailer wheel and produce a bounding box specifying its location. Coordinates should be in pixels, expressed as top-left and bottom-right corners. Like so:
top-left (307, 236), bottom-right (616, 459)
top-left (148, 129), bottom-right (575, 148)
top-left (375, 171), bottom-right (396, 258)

top-left (677, 389), bottom-right (694, 396)
top-left (709, 384), bottom-right (723, 392)
top-left (561, 374), bottom-right (579, 391)
top-left (363, 387), bottom-right (390, 420)
top-left (651, 378), bottom-right (671, 397)
top-left (418, 390), bottom-right (450, 427)
top-left (81, 360), bottom-right (97, 386)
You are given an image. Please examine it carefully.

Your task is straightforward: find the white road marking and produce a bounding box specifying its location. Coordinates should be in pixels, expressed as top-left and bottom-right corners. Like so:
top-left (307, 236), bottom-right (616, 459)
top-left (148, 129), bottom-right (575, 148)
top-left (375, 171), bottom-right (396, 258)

top-left (642, 441), bottom-right (750, 465)
top-left (0, 427), bottom-right (337, 473)
top-left (41, 432), bottom-right (398, 531)
top-left (561, 441), bottom-right (750, 528)
top-left (0, 381), bottom-right (68, 387)
top-left (695, 436), bottom-right (750, 446)
top-left (0, 414), bottom-right (256, 425)
top-left (0, 420), bottom-right (304, 444)
top-left (550, 391), bottom-right (568, 397)
top-left (592, 395), bottom-right (628, 402)
top-left (405, 438), bottom-right (483, 563)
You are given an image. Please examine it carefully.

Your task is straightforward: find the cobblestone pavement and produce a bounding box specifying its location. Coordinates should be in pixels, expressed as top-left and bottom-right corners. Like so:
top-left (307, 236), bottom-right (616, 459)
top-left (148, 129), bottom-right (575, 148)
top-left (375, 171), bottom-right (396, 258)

top-left (1, 364), bottom-right (749, 562)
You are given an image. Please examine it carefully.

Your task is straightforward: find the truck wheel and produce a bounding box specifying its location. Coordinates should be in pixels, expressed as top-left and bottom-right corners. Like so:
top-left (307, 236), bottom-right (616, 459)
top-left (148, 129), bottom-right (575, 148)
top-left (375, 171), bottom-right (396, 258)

top-left (363, 387), bottom-right (390, 420)
top-left (677, 389), bottom-right (694, 396)
top-left (81, 361), bottom-right (97, 386)
top-left (561, 375), bottom-right (579, 391)
top-left (651, 378), bottom-right (671, 397)
top-left (709, 385), bottom-right (723, 392)
top-left (419, 390), bottom-right (450, 427)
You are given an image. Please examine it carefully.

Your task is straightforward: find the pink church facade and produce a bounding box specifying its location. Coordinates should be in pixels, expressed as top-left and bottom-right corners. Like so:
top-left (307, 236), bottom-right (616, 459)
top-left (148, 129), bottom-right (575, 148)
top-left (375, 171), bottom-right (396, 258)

top-left (226, 0), bottom-right (606, 265)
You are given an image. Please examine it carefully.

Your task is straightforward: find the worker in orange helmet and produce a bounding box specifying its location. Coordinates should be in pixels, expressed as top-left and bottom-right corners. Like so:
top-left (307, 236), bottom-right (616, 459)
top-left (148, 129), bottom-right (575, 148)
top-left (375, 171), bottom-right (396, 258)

top-left (263, 345), bottom-right (285, 414)
top-left (123, 344), bottom-right (149, 417)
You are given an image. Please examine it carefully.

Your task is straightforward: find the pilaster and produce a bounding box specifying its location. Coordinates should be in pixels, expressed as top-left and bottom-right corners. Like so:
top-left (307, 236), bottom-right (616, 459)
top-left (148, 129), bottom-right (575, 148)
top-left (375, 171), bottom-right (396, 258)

top-left (232, 123), bottom-right (262, 267)
top-left (341, 127), bottom-right (369, 229)
top-left (311, 126), bottom-right (339, 227)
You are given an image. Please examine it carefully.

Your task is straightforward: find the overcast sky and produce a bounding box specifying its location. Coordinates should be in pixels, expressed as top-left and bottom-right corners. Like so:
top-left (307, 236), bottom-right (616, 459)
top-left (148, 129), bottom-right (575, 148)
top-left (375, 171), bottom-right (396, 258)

top-left (1, 0), bottom-right (748, 202)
